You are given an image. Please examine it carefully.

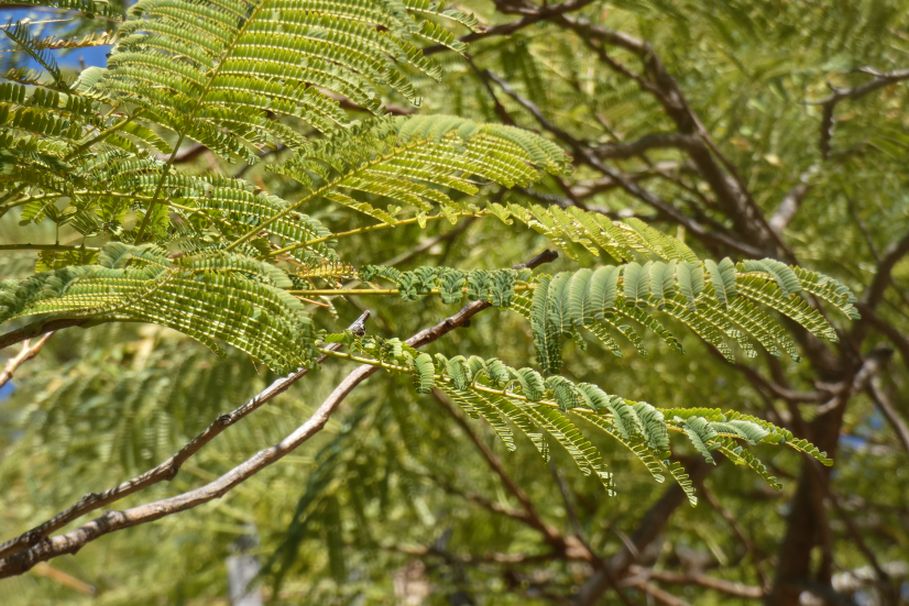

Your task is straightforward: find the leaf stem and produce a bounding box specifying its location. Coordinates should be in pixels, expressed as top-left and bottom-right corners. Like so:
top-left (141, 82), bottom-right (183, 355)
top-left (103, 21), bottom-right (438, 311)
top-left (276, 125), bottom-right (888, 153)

top-left (290, 284), bottom-right (533, 297)
top-left (69, 112), bottom-right (139, 157)
top-left (227, 138), bottom-right (428, 251)
top-left (273, 212), bottom-right (467, 256)
top-left (133, 132), bottom-right (186, 243)
top-left (0, 243), bottom-right (99, 252)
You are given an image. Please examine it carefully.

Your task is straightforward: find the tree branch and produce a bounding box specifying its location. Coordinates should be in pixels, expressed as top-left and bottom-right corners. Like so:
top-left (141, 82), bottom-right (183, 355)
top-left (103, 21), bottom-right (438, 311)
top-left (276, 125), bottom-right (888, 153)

top-left (861, 231), bottom-right (909, 313)
top-left (479, 68), bottom-right (763, 258)
top-left (29, 562), bottom-right (96, 596)
top-left (0, 332), bottom-right (53, 389)
top-left (552, 15), bottom-right (783, 256)
top-left (850, 231), bottom-right (909, 348)
top-left (769, 165), bottom-right (819, 234)
top-left (767, 349), bottom-right (893, 605)
top-left (0, 250), bottom-right (557, 577)
top-left (0, 312), bottom-right (371, 560)
top-left (0, 318), bottom-right (90, 351)
top-left (624, 578), bottom-right (687, 606)
top-left (866, 379), bottom-right (909, 455)
top-left (860, 308), bottom-right (909, 366)
top-left (595, 133), bottom-right (699, 159)
top-left (628, 565), bottom-right (763, 599)
top-left (423, 0), bottom-right (596, 56)
top-left (0, 361), bottom-right (378, 577)
top-left (573, 461), bottom-right (711, 606)
top-left (430, 390), bottom-right (556, 540)
top-left (825, 486), bottom-right (899, 602)
top-left (697, 479), bottom-right (769, 588)
top-left (388, 542), bottom-right (557, 566)
top-left (430, 390), bottom-right (598, 566)
top-left (817, 67), bottom-right (909, 158)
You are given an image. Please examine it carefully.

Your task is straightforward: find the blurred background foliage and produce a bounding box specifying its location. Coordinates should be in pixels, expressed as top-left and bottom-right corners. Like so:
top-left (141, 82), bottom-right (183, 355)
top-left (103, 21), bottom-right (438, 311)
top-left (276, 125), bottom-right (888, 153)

top-left (1, 0), bottom-right (908, 604)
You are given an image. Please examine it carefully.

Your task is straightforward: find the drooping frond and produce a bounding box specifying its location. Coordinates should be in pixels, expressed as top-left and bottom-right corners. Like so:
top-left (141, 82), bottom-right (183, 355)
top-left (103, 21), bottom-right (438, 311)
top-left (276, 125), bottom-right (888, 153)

top-left (1, 20), bottom-right (69, 90)
top-left (273, 116), bottom-right (714, 264)
top-left (520, 259), bottom-right (856, 371)
top-left (351, 258), bottom-right (857, 373)
top-left (7, 148), bottom-right (344, 261)
top-left (486, 204), bottom-right (702, 263)
top-left (94, 0), bottom-right (477, 158)
top-left (325, 333), bottom-right (833, 500)
top-left (0, 243), bottom-right (315, 371)
top-left (269, 115), bottom-right (569, 237)
top-left (6, 111), bottom-right (572, 252)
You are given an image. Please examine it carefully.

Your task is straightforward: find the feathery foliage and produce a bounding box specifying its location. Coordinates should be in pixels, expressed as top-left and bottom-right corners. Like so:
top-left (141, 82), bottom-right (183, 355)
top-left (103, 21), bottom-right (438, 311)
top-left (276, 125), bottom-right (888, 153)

top-left (356, 258), bottom-right (857, 371)
top-left (97, 0), bottom-right (477, 156)
top-left (0, 242), bottom-right (316, 370)
top-left (0, 0), bottom-right (852, 489)
top-left (1, 0), bottom-right (888, 600)
top-left (323, 332), bottom-right (832, 505)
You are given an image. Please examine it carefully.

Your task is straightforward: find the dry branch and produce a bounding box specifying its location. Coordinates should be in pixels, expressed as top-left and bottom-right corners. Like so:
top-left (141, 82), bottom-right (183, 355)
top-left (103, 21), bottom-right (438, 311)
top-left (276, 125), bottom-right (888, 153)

top-left (0, 332), bottom-right (53, 389)
top-left (0, 250), bottom-right (557, 578)
top-left (0, 313), bottom-right (370, 560)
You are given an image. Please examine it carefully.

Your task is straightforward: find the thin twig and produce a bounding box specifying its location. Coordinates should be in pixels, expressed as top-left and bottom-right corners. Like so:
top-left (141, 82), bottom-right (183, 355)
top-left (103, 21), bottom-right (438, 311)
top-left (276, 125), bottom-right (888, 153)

top-left (388, 543), bottom-right (555, 566)
top-left (431, 390), bottom-right (585, 558)
top-left (769, 165), bottom-right (819, 234)
top-left (626, 579), bottom-right (688, 606)
top-left (380, 218), bottom-right (475, 267)
top-left (431, 391), bottom-right (548, 528)
top-left (423, 0), bottom-right (596, 56)
top-left (0, 332), bottom-right (53, 389)
top-left (553, 15), bottom-right (784, 257)
top-left (30, 562), bottom-right (96, 596)
top-left (867, 379), bottom-right (909, 455)
top-left (627, 565), bottom-right (763, 599)
top-left (0, 313), bottom-right (371, 560)
top-left (0, 361), bottom-right (378, 577)
top-left (572, 461), bottom-right (711, 606)
top-left (595, 133), bottom-right (699, 159)
top-left (860, 231), bottom-right (909, 314)
top-left (697, 480), bottom-right (768, 588)
top-left (0, 250), bottom-right (557, 577)
top-left (816, 68), bottom-right (909, 158)
top-left (480, 69), bottom-right (763, 258)
top-left (428, 476), bottom-right (549, 533)
top-left (0, 243), bottom-right (100, 252)
top-left (0, 318), bottom-right (88, 352)
top-left (824, 488), bottom-right (897, 601)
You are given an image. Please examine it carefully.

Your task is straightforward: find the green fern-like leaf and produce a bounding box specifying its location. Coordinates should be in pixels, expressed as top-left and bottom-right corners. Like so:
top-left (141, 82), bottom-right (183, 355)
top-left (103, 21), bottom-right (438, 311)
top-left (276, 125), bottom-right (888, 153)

top-left (705, 257), bottom-right (737, 306)
top-left (93, 0), bottom-right (476, 157)
top-left (270, 116), bottom-right (569, 239)
top-left (335, 337), bottom-right (831, 500)
top-left (0, 243), bottom-right (316, 371)
top-left (518, 258), bottom-right (852, 370)
top-left (352, 255), bottom-right (853, 373)
top-left (1, 20), bottom-right (69, 90)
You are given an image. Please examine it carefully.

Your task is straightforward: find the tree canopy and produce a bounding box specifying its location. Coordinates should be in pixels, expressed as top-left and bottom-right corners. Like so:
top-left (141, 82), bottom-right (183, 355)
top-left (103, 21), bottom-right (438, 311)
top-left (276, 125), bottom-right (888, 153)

top-left (0, 0), bottom-right (907, 604)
